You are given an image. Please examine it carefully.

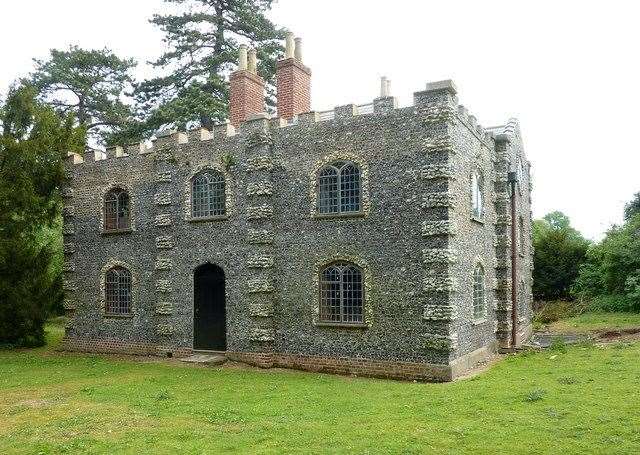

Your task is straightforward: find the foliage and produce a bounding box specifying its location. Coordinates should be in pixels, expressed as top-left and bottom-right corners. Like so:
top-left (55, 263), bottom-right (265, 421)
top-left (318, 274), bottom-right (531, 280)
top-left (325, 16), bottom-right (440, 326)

top-left (573, 214), bottom-right (640, 311)
top-left (532, 211), bottom-right (590, 301)
top-left (533, 300), bottom-right (585, 325)
top-left (2, 325), bottom-right (640, 454)
top-left (0, 84), bottom-right (84, 346)
top-left (31, 46), bottom-right (136, 145)
top-left (624, 191), bottom-right (640, 221)
top-left (133, 0), bottom-right (285, 136)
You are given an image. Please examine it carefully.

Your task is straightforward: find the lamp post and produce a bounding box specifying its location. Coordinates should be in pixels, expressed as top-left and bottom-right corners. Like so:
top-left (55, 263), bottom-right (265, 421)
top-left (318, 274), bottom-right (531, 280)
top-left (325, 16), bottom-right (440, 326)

top-left (507, 171), bottom-right (518, 348)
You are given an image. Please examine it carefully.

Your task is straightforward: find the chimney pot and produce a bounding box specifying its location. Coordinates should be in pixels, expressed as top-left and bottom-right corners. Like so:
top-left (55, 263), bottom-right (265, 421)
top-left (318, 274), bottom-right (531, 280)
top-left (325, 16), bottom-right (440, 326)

top-left (238, 45), bottom-right (248, 71)
top-left (294, 37), bottom-right (303, 62)
top-left (380, 76), bottom-right (388, 97)
top-left (285, 32), bottom-right (295, 59)
top-left (248, 48), bottom-right (257, 74)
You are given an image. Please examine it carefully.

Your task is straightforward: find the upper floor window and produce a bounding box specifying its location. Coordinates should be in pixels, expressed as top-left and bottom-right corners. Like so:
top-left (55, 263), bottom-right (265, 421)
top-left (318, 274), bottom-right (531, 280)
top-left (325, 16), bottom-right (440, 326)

top-left (318, 161), bottom-right (361, 214)
top-left (473, 263), bottom-right (485, 320)
top-left (319, 262), bottom-right (364, 324)
top-left (104, 188), bottom-right (130, 231)
top-left (192, 170), bottom-right (226, 218)
top-left (471, 171), bottom-right (483, 219)
top-left (105, 266), bottom-right (132, 315)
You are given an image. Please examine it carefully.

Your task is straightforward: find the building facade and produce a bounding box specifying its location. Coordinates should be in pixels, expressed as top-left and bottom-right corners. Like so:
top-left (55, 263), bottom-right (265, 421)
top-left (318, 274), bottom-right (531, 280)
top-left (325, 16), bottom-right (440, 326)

top-left (61, 36), bottom-right (533, 381)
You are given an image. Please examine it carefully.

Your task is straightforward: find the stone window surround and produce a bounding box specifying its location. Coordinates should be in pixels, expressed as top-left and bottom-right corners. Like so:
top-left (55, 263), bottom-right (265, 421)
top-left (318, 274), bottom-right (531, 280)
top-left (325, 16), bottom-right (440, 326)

top-left (99, 182), bottom-right (136, 234)
top-left (312, 254), bottom-right (373, 328)
top-left (309, 151), bottom-right (370, 219)
top-left (184, 163), bottom-right (235, 222)
top-left (99, 259), bottom-right (138, 319)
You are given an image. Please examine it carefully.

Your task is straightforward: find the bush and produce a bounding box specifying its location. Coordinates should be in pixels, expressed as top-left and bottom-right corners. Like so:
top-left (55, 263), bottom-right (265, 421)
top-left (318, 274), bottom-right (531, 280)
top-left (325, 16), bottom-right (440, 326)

top-left (533, 300), bottom-right (585, 325)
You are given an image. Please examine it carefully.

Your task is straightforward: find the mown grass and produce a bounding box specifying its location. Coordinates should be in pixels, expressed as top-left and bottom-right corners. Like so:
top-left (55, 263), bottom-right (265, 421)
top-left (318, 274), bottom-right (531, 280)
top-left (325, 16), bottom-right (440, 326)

top-left (546, 312), bottom-right (640, 334)
top-left (1, 323), bottom-right (640, 454)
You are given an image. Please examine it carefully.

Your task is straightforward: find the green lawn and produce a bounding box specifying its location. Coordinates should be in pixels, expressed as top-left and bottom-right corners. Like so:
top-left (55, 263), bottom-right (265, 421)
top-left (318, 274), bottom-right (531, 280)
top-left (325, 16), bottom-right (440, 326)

top-left (546, 312), bottom-right (640, 334)
top-left (1, 323), bottom-right (639, 454)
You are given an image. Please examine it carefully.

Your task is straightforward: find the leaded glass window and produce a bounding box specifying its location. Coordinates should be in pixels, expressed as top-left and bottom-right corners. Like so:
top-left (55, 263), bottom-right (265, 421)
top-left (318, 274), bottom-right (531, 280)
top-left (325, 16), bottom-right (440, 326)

top-left (471, 171), bottom-right (483, 219)
top-left (192, 170), bottom-right (226, 218)
top-left (104, 188), bottom-right (130, 231)
top-left (319, 262), bottom-right (364, 324)
top-left (473, 263), bottom-right (485, 320)
top-left (318, 161), bottom-right (361, 214)
top-left (105, 266), bottom-right (132, 315)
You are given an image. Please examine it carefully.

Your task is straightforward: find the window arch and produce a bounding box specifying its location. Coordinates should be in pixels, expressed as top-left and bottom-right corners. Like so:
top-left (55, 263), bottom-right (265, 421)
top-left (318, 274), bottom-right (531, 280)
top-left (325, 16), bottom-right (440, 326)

top-left (104, 188), bottom-right (130, 231)
top-left (191, 170), bottom-right (226, 218)
top-left (471, 170), bottom-right (483, 219)
top-left (473, 263), bottom-right (485, 320)
top-left (105, 266), bottom-right (132, 315)
top-left (319, 262), bottom-right (364, 323)
top-left (318, 161), bottom-right (361, 214)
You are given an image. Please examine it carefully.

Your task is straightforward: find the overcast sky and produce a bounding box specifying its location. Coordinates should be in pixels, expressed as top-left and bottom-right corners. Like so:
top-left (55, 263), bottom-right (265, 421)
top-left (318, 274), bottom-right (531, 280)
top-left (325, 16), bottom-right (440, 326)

top-left (1, 0), bottom-right (638, 240)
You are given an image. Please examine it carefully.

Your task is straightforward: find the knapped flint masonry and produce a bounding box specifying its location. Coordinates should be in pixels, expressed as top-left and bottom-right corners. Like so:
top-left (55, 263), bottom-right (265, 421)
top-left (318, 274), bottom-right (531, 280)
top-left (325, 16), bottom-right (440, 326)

top-left (61, 33), bottom-right (533, 381)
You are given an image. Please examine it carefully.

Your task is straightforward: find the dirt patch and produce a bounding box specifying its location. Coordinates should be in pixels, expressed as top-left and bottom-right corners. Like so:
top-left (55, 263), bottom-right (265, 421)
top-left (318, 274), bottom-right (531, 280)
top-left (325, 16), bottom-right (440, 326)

top-left (598, 328), bottom-right (640, 339)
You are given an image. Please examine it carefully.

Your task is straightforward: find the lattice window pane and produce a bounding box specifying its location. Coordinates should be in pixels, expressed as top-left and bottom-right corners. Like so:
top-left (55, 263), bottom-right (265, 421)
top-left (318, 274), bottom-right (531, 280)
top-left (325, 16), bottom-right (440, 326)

top-left (340, 164), bottom-right (361, 213)
top-left (105, 267), bottom-right (131, 315)
top-left (318, 167), bottom-right (339, 214)
top-left (192, 171), bottom-right (226, 218)
top-left (104, 189), bottom-right (130, 231)
top-left (319, 262), bottom-right (363, 324)
top-left (473, 264), bottom-right (485, 319)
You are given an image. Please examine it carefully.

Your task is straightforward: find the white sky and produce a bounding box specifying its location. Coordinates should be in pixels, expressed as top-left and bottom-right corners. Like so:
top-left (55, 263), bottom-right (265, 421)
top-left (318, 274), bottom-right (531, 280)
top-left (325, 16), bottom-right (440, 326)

top-left (1, 0), bottom-right (638, 240)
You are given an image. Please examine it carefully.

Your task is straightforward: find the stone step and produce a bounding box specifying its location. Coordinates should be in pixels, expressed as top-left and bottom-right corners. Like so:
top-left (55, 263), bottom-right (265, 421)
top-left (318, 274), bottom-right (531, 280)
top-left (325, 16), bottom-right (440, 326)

top-left (179, 353), bottom-right (227, 365)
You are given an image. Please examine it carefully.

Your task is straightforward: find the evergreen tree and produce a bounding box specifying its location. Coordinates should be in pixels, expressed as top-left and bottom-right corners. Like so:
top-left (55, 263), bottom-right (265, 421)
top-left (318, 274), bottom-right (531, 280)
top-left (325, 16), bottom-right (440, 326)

top-left (0, 84), bottom-right (85, 346)
top-left (31, 46), bottom-right (136, 144)
top-left (134, 0), bottom-right (285, 135)
top-left (624, 192), bottom-right (640, 221)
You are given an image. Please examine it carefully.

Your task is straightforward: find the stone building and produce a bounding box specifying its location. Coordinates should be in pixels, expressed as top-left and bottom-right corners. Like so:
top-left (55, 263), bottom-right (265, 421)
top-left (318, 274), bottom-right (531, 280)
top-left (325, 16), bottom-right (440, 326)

top-left (62, 35), bottom-right (533, 381)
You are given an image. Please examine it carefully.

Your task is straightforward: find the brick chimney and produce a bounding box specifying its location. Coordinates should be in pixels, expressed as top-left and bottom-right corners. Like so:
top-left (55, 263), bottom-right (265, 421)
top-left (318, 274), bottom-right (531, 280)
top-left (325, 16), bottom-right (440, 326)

top-left (229, 45), bottom-right (265, 127)
top-left (276, 33), bottom-right (311, 120)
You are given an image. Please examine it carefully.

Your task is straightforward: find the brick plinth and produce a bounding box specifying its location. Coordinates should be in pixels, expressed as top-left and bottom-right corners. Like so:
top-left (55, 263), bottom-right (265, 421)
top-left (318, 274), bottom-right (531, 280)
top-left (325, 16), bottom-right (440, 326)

top-left (229, 70), bottom-right (265, 128)
top-left (276, 58), bottom-right (311, 120)
top-left (61, 337), bottom-right (192, 358)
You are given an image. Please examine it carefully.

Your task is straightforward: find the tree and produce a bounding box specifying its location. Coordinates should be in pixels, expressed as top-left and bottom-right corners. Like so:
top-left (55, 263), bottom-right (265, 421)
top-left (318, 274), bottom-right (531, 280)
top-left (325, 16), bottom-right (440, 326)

top-left (0, 84), bottom-right (85, 346)
top-left (31, 46), bottom-right (136, 144)
top-left (624, 192), bottom-right (640, 221)
top-left (532, 212), bottom-right (590, 301)
top-left (134, 0), bottom-right (285, 136)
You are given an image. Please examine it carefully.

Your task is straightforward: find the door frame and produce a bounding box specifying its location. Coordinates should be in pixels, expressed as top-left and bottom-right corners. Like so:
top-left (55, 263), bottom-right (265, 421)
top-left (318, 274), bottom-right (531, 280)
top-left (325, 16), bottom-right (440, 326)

top-left (192, 262), bottom-right (227, 351)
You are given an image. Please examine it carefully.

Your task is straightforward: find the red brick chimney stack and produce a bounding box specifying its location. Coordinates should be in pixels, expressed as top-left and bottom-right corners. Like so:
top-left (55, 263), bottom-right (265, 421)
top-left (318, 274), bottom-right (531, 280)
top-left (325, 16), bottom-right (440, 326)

top-left (229, 45), bottom-right (265, 127)
top-left (276, 33), bottom-right (312, 120)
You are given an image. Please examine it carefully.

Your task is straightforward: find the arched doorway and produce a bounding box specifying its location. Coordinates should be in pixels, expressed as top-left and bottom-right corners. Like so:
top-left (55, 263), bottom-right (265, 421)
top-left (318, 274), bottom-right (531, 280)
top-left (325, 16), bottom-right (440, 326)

top-left (194, 263), bottom-right (226, 350)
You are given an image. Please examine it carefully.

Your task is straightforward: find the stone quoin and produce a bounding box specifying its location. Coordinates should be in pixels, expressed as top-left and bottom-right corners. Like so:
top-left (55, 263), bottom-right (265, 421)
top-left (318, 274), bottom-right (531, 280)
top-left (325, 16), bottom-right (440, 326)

top-left (61, 33), bottom-right (533, 381)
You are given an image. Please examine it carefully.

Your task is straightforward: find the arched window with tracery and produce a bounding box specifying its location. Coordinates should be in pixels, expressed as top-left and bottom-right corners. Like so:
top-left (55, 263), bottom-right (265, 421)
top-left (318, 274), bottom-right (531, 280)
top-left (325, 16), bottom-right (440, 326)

top-left (319, 262), bottom-right (364, 323)
top-left (318, 161), bottom-right (361, 214)
top-left (191, 170), bottom-right (226, 218)
top-left (104, 188), bottom-right (130, 231)
top-left (105, 266), bottom-right (132, 315)
top-left (473, 263), bottom-right (486, 320)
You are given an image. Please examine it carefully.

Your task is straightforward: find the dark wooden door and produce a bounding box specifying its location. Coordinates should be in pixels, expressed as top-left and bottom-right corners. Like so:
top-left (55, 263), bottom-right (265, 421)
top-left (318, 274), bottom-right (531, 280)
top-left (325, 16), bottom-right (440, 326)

top-left (194, 263), bottom-right (226, 350)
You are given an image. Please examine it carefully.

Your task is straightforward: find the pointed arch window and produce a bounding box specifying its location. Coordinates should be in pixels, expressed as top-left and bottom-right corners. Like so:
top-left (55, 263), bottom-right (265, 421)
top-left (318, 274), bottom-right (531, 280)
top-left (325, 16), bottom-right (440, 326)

top-left (473, 263), bottom-right (486, 320)
top-left (191, 170), bottom-right (226, 218)
top-left (104, 188), bottom-right (130, 231)
top-left (105, 266), bottom-right (132, 315)
top-left (318, 161), bottom-right (361, 214)
top-left (319, 262), bottom-right (364, 324)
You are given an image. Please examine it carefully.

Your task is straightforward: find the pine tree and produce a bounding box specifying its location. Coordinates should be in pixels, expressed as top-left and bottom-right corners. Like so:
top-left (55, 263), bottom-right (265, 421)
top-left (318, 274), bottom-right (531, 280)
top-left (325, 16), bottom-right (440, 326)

top-left (134, 0), bottom-right (285, 135)
top-left (31, 46), bottom-right (136, 144)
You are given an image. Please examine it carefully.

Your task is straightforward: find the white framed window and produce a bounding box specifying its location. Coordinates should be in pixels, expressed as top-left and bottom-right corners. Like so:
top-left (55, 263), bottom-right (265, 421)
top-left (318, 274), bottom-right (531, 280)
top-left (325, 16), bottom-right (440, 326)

top-left (473, 263), bottom-right (486, 320)
top-left (318, 161), bottom-right (361, 215)
top-left (471, 171), bottom-right (483, 219)
top-left (191, 170), bottom-right (226, 218)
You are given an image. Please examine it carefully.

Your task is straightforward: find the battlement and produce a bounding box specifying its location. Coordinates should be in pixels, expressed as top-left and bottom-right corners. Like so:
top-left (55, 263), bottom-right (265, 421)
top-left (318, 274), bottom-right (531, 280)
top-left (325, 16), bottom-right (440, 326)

top-left (67, 78), bottom-right (502, 167)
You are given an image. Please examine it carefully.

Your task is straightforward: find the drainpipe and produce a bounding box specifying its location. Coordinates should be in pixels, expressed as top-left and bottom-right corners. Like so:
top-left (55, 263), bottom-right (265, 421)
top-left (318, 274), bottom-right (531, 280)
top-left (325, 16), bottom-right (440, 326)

top-left (508, 171), bottom-right (518, 348)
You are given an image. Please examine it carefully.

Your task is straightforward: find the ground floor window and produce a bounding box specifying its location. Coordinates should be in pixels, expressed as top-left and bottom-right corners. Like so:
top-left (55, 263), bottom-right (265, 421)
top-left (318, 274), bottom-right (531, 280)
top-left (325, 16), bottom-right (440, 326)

top-left (319, 262), bottom-right (363, 323)
top-left (105, 266), bottom-right (132, 315)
